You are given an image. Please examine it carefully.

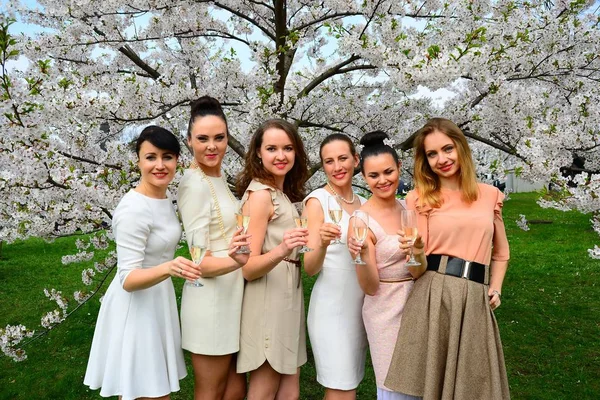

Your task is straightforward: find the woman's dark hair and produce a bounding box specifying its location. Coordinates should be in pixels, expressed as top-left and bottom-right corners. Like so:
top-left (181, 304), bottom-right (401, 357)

top-left (319, 133), bottom-right (358, 161)
top-left (135, 125), bottom-right (181, 157)
top-left (359, 130), bottom-right (399, 173)
top-left (236, 119), bottom-right (308, 203)
top-left (187, 96), bottom-right (228, 138)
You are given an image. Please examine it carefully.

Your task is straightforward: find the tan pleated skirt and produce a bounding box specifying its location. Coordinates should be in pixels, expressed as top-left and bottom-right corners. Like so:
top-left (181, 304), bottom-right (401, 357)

top-left (384, 266), bottom-right (510, 400)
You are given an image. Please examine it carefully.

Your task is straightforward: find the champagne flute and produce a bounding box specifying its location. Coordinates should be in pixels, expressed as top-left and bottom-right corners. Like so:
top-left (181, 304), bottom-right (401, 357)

top-left (235, 207), bottom-right (251, 254)
top-left (292, 202), bottom-right (312, 253)
top-left (352, 210), bottom-right (369, 265)
top-left (401, 209), bottom-right (421, 267)
top-left (189, 229), bottom-right (209, 287)
top-left (327, 196), bottom-right (344, 245)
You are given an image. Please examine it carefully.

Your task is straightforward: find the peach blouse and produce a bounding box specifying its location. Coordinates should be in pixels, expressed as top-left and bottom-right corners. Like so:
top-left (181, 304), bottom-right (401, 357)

top-left (406, 183), bottom-right (510, 265)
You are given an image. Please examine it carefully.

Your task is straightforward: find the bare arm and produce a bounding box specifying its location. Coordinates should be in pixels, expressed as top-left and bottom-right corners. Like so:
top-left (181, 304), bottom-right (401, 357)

top-left (303, 197), bottom-right (340, 276)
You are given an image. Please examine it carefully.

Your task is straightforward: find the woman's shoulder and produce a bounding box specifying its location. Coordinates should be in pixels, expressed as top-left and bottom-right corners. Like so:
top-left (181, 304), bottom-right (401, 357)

top-left (305, 187), bottom-right (328, 200)
top-left (113, 191), bottom-right (154, 225)
top-left (477, 182), bottom-right (503, 199)
top-left (179, 168), bottom-right (209, 187)
top-left (246, 179), bottom-right (276, 192)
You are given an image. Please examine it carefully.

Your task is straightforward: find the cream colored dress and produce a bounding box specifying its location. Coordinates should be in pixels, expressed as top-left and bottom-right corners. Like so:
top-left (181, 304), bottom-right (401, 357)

top-left (236, 180), bottom-right (307, 375)
top-left (178, 169), bottom-right (243, 355)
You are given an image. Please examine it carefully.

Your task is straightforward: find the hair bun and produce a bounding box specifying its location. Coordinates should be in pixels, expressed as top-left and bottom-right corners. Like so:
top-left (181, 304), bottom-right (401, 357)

top-left (359, 130), bottom-right (389, 148)
top-left (190, 96), bottom-right (223, 114)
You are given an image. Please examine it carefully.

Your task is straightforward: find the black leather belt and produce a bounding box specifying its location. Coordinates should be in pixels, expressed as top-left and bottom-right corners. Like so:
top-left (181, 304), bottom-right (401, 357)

top-left (426, 254), bottom-right (487, 284)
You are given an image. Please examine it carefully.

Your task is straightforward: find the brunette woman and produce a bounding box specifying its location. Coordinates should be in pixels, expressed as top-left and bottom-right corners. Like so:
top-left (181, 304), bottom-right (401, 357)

top-left (236, 119), bottom-right (309, 400)
top-left (303, 134), bottom-right (368, 400)
top-left (178, 96), bottom-right (249, 400)
top-left (347, 131), bottom-right (426, 400)
top-left (384, 118), bottom-right (510, 400)
top-left (85, 126), bottom-right (200, 399)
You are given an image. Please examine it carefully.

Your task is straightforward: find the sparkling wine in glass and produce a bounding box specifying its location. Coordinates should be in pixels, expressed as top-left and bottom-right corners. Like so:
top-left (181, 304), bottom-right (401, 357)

top-left (235, 211), bottom-right (251, 254)
top-left (401, 209), bottom-right (421, 267)
top-left (352, 210), bottom-right (369, 265)
top-left (292, 202), bottom-right (312, 253)
top-left (189, 229), bottom-right (209, 287)
top-left (327, 196), bottom-right (344, 245)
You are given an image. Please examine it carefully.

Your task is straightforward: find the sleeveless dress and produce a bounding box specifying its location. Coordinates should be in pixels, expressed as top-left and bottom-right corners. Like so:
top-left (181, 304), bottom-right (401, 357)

top-left (385, 184), bottom-right (510, 400)
top-left (363, 212), bottom-right (419, 400)
top-left (236, 180), bottom-right (307, 374)
top-left (84, 190), bottom-right (187, 400)
top-left (305, 188), bottom-right (368, 390)
top-left (177, 169), bottom-right (243, 355)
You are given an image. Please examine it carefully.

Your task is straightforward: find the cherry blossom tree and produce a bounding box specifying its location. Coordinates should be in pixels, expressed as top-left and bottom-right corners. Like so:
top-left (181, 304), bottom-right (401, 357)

top-left (1, 0), bottom-right (599, 361)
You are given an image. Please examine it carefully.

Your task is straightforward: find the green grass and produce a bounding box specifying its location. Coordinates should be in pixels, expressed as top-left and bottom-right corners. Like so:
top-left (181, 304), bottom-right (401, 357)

top-left (1, 192), bottom-right (599, 399)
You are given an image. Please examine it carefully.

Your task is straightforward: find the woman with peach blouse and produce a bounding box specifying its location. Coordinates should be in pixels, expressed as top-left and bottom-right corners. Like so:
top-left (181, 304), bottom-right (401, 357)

top-left (384, 118), bottom-right (510, 400)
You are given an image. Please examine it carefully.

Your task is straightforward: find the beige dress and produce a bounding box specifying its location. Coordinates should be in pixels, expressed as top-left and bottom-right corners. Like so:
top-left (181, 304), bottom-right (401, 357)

top-left (178, 169), bottom-right (243, 355)
top-left (236, 180), bottom-right (307, 375)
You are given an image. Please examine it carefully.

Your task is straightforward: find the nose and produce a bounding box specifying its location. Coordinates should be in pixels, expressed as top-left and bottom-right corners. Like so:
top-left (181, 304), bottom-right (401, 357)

top-left (276, 149), bottom-right (285, 159)
top-left (333, 160), bottom-right (342, 171)
top-left (207, 140), bottom-right (217, 150)
top-left (438, 152), bottom-right (448, 164)
top-left (156, 158), bottom-right (165, 169)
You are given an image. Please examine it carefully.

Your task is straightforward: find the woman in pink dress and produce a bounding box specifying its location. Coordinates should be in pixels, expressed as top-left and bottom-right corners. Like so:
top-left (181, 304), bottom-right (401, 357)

top-left (347, 131), bottom-right (426, 400)
top-left (384, 118), bottom-right (510, 400)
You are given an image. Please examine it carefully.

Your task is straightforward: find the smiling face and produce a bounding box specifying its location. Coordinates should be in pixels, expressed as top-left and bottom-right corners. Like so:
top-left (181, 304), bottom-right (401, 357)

top-left (258, 127), bottom-right (295, 187)
top-left (137, 140), bottom-right (178, 193)
top-left (187, 115), bottom-right (228, 176)
top-left (321, 139), bottom-right (359, 189)
top-left (423, 130), bottom-right (460, 181)
top-left (362, 153), bottom-right (400, 199)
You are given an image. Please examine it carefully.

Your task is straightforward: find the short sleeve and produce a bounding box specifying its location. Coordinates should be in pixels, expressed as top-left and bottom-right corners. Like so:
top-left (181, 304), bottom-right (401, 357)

top-left (241, 180), bottom-right (280, 221)
top-left (112, 196), bottom-right (153, 287)
top-left (491, 188), bottom-right (510, 261)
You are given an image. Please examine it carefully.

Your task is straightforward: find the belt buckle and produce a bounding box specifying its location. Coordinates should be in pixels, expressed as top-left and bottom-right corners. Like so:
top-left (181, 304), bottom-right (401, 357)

top-left (461, 261), bottom-right (471, 279)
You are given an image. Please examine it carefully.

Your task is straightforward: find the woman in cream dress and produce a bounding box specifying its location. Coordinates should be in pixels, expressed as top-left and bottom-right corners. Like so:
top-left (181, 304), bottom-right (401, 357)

top-left (178, 96), bottom-right (249, 400)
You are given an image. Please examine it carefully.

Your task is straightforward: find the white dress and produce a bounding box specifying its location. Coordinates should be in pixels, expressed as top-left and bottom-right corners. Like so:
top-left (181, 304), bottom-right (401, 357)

top-left (178, 169), bottom-right (243, 355)
top-left (305, 188), bottom-right (368, 390)
top-left (84, 190), bottom-right (187, 400)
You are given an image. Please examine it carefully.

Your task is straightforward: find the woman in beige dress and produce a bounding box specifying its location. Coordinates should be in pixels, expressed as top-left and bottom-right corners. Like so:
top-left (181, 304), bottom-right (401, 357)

top-left (235, 119), bottom-right (310, 400)
top-left (178, 96), bottom-right (250, 400)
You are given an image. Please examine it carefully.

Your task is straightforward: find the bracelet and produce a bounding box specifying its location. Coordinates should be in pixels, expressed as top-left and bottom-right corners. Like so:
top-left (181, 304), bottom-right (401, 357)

top-left (492, 289), bottom-right (501, 298)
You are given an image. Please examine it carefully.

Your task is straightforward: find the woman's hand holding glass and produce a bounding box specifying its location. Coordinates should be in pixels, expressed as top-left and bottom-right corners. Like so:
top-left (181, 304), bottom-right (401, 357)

top-left (318, 222), bottom-right (342, 247)
top-left (280, 227), bottom-right (309, 255)
top-left (170, 256), bottom-right (201, 282)
top-left (228, 226), bottom-right (252, 263)
top-left (398, 231), bottom-right (424, 266)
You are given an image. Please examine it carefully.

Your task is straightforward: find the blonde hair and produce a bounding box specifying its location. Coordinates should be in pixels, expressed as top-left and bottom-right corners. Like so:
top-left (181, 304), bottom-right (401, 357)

top-left (413, 118), bottom-right (478, 208)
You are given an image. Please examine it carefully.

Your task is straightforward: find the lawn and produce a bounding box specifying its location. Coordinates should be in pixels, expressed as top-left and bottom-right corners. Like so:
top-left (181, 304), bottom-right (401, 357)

top-left (0, 192), bottom-right (599, 399)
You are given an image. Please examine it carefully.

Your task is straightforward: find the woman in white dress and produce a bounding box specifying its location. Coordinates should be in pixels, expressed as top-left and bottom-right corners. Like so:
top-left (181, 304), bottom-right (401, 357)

top-left (303, 134), bottom-right (368, 400)
top-left (177, 96), bottom-right (250, 400)
top-left (84, 126), bottom-right (201, 400)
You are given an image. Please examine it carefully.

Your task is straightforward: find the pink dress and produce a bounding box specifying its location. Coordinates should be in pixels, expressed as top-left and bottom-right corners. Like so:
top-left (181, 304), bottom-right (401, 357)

top-left (362, 215), bottom-right (414, 392)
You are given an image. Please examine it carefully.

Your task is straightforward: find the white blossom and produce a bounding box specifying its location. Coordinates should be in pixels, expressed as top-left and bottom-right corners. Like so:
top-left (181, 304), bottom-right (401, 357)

top-left (516, 214), bottom-right (530, 232)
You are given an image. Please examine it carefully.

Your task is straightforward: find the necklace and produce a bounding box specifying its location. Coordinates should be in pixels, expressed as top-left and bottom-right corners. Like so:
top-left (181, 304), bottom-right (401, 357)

top-left (326, 181), bottom-right (356, 204)
top-left (190, 160), bottom-right (237, 242)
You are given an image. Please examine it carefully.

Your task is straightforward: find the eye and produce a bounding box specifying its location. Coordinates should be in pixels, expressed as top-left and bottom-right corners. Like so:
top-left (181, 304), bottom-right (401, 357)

top-left (163, 155), bottom-right (174, 160)
top-left (426, 152), bottom-right (436, 158)
top-left (340, 156), bottom-right (348, 161)
top-left (325, 160), bottom-right (333, 164)
top-left (146, 155), bottom-right (156, 160)
top-left (216, 135), bottom-right (226, 141)
top-left (445, 146), bottom-right (454, 153)
top-left (197, 136), bottom-right (207, 142)
top-left (266, 146), bottom-right (275, 152)
top-left (285, 146), bottom-right (294, 152)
